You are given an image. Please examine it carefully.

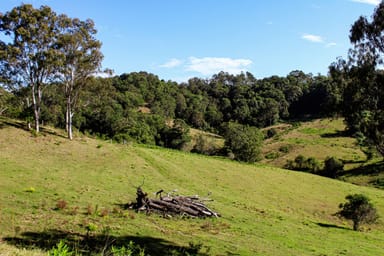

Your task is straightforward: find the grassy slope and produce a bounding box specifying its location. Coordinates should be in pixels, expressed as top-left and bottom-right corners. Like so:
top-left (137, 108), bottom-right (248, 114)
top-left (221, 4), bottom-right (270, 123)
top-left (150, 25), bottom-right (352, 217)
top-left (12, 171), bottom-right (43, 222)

top-left (261, 119), bottom-right (366, 167)
top-left (1, 118), bottom-right (384, 255)
top-left (261, 118), bottom-right (384, 189)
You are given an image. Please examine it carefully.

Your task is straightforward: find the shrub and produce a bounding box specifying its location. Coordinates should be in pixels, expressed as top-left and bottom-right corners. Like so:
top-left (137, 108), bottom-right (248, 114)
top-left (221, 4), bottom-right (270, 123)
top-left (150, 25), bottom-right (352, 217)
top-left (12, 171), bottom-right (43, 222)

top-left (265, 151), bottom-right (279, 160)
top-left (336, 194), bottom-right (379, 231)
top-left (279, 145), bottom-right (291, 154)
top-left (323, 156), bottom-right (344, 178)
top-left (48, 240), bottom-right (73, 256)
top-left (285, 155), bottom-right (321, 173)
top-left (306, 157), bottom-right (322, 173)
top-left (294, 155), bottom-right (306, 170)
top-left (111, 241), bottom-right (145, 256)
top-left (160, 119), bottom-right (191, 150)
top-left (192, 134), bottom-right (217, 155)
top-left (222, 122), bottom-right (263, 163)
top-left (265, 128), bottom-right (278, 139)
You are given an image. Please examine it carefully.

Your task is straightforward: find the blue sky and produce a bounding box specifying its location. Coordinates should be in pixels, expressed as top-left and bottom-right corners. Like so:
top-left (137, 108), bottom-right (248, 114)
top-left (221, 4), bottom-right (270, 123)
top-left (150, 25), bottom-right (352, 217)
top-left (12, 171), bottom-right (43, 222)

top-left (0, 0), bottom-right (380, 82)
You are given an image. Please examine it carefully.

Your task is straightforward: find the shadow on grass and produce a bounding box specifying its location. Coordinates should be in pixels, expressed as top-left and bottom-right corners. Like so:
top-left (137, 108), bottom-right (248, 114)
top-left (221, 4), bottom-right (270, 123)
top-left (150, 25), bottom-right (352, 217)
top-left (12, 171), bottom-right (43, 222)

top-left (320, 130), bottom-right (349, 138)
top-left (4, 229), bottom-right (209, 255)
top-left (0, 118), bottom-right (66, 138)
top-left (0, 119), bottom-right (29, 130)
top-left (316, 222), bottom-right (349, 230)
top-left (339, 161), bottom-right (384, 177)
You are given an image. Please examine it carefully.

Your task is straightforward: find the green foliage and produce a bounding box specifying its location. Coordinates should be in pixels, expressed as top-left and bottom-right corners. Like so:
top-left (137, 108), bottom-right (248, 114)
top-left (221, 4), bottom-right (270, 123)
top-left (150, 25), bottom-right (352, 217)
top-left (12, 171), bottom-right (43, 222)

top-left (337, 194), bottom-right (379, 231)
top-left (85, 223), bottom-right (98, 233)
top-left (331, 3), bottom-right (384, 156)
top-left (24, 187), bottom-right (36, 193)
top-left (285, 155), bottom-right (321, 173)
top-left (265, 151), bottom-right (280, 160)
top-left (48, 240), bottom-right (73, 256)
top-left (111, 241), bottom-right (145, 256)
top-left (160, 119), bottom-right (191, 150)
top-left (279, 145), bottom-right (292, 154)
top-left (192, 134), bottom-right (218, 156)
top-left (323, 156), bottom-right (344, 178)
top-left (1, 121), bottom-right (384, 255)
top-left (265, 128), bottom-right (278, 139)
top-left (0, 4), bottom-right (59, 132)
top-left (223, 122), bottom-right (263, 163)
top-left (286, 154), bottom-right (345, 178)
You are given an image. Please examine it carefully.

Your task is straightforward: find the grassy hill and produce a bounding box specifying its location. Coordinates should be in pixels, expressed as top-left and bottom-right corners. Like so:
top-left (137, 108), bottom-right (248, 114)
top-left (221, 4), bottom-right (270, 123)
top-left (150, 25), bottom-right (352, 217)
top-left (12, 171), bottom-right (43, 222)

top-left (1, 117), bottom-right (384, 255)
top-left (261, 118), bottom-right (384, 189)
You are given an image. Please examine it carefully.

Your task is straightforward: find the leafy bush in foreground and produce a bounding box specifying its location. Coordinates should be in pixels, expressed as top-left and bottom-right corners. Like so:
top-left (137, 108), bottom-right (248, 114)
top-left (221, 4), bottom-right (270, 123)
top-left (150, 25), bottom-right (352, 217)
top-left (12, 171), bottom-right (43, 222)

top-left (337, 194), bottom-right (379, 231)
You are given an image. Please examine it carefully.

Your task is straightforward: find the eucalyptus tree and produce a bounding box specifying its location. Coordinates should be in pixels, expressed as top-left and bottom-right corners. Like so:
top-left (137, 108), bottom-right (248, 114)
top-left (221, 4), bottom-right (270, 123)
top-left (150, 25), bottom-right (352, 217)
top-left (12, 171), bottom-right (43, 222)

top-left (339, 2), bottom-right (384, 155)
top-left (55, 15), bottom-right (103, 140)
top-left (0, 4), bottom-right (59, 132)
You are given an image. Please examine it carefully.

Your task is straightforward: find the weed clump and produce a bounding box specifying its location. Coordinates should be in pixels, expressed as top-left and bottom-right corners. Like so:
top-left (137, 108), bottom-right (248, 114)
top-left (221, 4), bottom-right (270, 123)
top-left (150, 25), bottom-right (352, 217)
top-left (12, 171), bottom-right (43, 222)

top-left (55, 199), bottom-right (68, 210)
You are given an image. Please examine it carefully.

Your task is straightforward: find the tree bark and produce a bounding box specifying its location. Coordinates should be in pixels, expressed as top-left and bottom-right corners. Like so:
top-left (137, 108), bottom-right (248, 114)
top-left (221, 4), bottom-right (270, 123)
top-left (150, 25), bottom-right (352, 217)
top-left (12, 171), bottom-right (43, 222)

top-left (353, 221), bottom-right (359, 231)
top-left (31, 84), bottom-right (40, 133)
top-left (66, 93), bottom-right (73, 140)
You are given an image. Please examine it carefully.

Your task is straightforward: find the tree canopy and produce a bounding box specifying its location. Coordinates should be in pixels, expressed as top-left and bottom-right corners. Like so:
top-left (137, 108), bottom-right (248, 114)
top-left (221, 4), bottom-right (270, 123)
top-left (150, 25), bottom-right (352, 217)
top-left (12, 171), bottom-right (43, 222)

top-left (0, 4), bottom-right (59, 132)
top-left (337, 194), bottom-right (379, 231)
top-left (330, 2), bottom-right (384, 156)
top-left (0, 4), bottom-right (103, 139)
top-left (2, 2), bottom-right (384, 164)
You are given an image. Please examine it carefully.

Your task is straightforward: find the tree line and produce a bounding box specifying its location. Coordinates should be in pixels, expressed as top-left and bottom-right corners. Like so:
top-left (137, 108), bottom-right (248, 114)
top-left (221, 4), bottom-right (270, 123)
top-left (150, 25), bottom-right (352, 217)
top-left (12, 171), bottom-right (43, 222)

top-left (2, 3), bottom-right (384, 163)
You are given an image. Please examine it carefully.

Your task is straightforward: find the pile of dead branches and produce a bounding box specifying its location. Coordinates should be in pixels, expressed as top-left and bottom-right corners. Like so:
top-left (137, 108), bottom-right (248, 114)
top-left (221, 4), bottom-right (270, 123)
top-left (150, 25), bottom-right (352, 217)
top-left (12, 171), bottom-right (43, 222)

top-left (131, 187), bottom-right (220, 218)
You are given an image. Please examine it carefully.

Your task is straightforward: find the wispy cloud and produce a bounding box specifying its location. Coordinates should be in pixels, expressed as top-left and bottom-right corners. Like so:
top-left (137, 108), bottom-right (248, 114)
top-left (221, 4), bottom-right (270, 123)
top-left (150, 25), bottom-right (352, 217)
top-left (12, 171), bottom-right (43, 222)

top-left (301, 33), bottom-right (338, 48)
top-left (302, 34), bottom-right (324, 43)
top-left (160, 58), bottom-right (183, 68)
top-left (350, 0), bottom-right (380, 5)
top-left (186, 57), bottom-right (252, 76)
top-left (326, 42), bottom-right (337, 48)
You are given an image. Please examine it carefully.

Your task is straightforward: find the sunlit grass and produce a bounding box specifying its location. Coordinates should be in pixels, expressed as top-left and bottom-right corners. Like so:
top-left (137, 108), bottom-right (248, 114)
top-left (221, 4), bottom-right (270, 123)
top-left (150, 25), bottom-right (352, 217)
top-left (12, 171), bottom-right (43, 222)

top-left (1, 118), bottom-right (384, 255)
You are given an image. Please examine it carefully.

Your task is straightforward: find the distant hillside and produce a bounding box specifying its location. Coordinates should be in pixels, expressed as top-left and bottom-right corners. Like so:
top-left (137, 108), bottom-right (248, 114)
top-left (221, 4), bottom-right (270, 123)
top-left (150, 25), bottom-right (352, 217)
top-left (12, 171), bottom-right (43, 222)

top-left (261, 118), bottom-right (384, 189)
top-left (1, 117), bottom-right (384, 255)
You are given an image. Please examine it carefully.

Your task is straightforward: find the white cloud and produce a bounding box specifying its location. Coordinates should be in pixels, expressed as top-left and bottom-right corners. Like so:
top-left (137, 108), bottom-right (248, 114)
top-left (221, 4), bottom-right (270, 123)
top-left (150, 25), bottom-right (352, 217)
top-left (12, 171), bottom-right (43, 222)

top-left (160, 58), bottom-right (183, 68)
top-left (302, 34), bottom-right (324, 43)
top-left (186, 57), bottom-right (252, 76)
top-left (326, 42), bottom-right (337, 48)
top-left (350, 0), bottom-right (380, 5)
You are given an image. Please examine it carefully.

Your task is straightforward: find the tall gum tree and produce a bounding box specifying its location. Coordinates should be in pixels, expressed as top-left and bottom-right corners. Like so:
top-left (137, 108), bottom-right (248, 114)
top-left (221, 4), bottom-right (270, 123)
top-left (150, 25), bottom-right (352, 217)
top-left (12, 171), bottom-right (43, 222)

top-left (342, 2), bottom-right (384, 155)
top-left (0, 4), bottom-right (59, 132)
top-left (55, 15), bottom-right (103, 140)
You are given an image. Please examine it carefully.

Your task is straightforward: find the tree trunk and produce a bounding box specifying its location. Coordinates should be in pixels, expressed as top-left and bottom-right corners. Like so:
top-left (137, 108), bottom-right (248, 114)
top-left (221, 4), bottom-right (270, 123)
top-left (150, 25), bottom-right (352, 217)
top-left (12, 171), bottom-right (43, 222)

top-left (66, 94), bottom-right (73, 140)
top-left (353, 220), bottom-right (359, 231)
top-left (31, 84), bottom-right (40, 133)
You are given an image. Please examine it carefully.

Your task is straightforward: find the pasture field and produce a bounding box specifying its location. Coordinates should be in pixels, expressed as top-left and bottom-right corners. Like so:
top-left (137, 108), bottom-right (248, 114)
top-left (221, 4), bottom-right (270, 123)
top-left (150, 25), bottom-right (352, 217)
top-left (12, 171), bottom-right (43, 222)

top-left (261, 118), bottom-right (384, 189)
top-left (1, 118), bottom-right (384, 255)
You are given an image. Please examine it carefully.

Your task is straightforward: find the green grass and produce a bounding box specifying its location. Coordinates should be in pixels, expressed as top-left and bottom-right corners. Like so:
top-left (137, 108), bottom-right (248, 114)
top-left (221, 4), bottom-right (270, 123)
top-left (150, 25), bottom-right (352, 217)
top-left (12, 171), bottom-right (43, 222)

top-left (262, 119), bottom-right (366, 167)
top-left (1, 118), bottom-right (384, 255)
top-left (261, 118), bottom-right (384, 189)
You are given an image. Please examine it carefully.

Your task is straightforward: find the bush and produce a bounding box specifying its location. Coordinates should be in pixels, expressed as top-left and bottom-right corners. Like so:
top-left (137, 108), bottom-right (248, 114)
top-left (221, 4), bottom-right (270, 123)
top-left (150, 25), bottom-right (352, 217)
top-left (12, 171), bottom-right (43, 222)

top-left (265, 151), bottom-right (280, 160)
top-left (265, 128), bottom-right (278, 139)
top-left (222, 122), bottom-right (264, 163)
top-left (160, 119), bottom-right (191, 150)
top-left (285, 155), bottom-right (321, 173)
top-left (337, 194), bottom-right (379, 231)
top-left (322, 156), bottom-right (344, 178)
top-left (192, 134), bottom-right (218, 155)
top-left (48, 240), bottom-right (73, 256)
top-left (279, 145), bottom-right (291, 154)
top-left (111, 241), bottom-right (145, 256)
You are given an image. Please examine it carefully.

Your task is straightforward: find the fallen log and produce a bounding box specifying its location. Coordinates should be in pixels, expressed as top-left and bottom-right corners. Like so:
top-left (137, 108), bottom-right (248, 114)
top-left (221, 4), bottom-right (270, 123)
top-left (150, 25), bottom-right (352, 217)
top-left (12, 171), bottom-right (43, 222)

top-left (132, 187), bottom-right (220, 218)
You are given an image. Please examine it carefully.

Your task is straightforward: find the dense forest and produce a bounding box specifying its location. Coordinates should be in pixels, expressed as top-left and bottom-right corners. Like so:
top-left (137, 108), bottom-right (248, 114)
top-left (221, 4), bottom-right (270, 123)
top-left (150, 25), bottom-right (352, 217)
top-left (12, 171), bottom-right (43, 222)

top-left (2, 3), bottom-right (384, 163)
